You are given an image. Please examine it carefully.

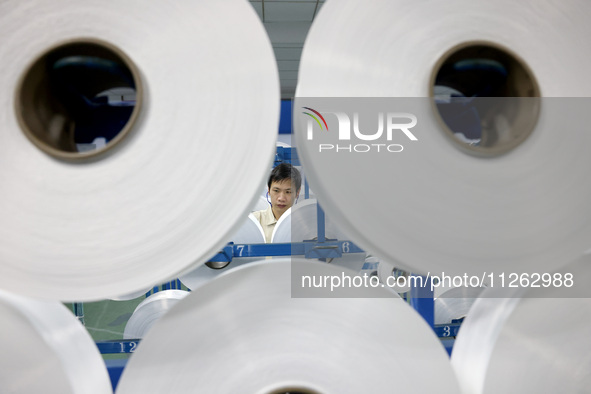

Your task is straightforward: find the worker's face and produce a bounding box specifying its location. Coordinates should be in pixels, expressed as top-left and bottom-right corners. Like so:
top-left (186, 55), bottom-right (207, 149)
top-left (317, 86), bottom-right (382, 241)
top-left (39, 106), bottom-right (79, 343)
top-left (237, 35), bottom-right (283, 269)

top-left (269, 179), bottom-right (298, 219)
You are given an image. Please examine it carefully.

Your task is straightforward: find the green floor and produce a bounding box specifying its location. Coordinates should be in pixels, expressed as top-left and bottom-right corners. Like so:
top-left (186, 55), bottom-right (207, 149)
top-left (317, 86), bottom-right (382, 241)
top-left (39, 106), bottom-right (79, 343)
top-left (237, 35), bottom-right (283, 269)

top-left (66, 297), bottom-right (142, 360)
top-left (65, 283), bottom-right (189, 360)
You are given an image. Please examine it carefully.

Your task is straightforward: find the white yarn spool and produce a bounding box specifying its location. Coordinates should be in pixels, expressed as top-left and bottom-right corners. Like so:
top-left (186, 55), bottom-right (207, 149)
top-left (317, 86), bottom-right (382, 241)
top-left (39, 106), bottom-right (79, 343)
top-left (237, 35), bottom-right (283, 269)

top-left (0, 0), bottom-right (279, 301)
top-left (295, 0), bottom-right (591, 278)
top-left (434, 286), bottom-right (485, 325)
top-left (116, 259), bottom-right (461, 393)
top-left (451, 254), bottom-right (591, 393)
top-left (0, 289), bottom-right (111, 394)
top-left (123, 289), bottom-right (189, 339)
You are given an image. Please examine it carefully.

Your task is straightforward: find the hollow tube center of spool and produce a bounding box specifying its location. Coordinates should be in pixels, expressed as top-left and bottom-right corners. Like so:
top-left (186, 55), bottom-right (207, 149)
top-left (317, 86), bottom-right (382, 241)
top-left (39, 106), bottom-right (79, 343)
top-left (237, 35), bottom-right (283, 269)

top-left (205, 261), bottom-right (231, 270)
top-left (430, 42), bottom-right (540, 157)
top-left (15, 39), bottom-right (142, 160)
top-left (268, 388), bottom-right (322, 394)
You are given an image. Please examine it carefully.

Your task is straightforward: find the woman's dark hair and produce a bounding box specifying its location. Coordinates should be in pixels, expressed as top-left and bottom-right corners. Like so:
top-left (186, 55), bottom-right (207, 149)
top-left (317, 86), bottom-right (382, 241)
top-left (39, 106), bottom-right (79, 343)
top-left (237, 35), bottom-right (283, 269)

top-left (268, 163), bottom-right (301, 192)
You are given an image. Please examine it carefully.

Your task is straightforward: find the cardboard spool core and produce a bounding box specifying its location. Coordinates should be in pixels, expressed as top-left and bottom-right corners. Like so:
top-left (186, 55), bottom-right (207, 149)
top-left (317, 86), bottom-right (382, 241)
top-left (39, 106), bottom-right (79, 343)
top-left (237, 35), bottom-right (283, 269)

top-left (430, 41), bottom-right (540, 157)
top-left (15, 38), bottom-right (142, 160)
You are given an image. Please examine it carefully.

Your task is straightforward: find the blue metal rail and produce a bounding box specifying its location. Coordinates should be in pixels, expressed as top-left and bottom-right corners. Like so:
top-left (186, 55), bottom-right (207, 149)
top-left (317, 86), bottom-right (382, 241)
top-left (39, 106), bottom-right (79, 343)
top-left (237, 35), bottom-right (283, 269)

top-left (96, 339), bottom-right (140, 354)
top-left (208, 240), bottom-right (364, 262)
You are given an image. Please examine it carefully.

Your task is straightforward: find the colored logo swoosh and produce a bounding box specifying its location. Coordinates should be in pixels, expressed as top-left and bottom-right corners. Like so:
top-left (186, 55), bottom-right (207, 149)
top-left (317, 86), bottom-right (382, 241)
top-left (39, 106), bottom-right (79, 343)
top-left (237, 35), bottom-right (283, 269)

top-left (302, 107), bottom-right (329, 131)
